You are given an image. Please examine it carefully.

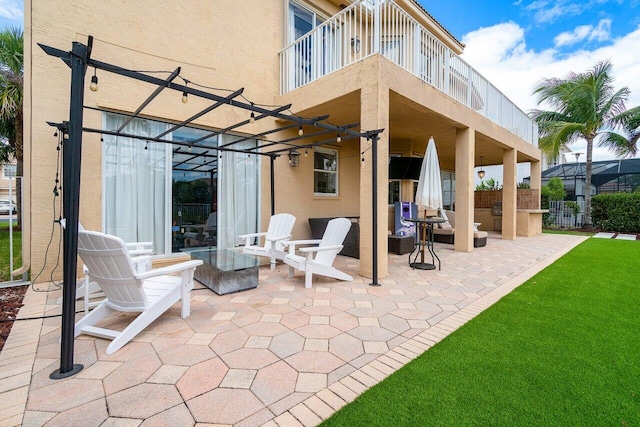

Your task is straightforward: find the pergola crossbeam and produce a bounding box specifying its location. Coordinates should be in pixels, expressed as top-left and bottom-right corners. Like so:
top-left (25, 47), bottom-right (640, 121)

top-left (116, 67), bottom-right (181, 132)
top-left (155, 88), bottom-right (245, 139)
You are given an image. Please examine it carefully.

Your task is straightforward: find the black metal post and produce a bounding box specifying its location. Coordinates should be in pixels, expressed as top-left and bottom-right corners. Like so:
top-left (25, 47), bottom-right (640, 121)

top-left (50, 41), bottom-right (87, 379)
top-left (270, 156), bottom-right (275, 215)
top-left (370, 134), bottom-right (381, 286)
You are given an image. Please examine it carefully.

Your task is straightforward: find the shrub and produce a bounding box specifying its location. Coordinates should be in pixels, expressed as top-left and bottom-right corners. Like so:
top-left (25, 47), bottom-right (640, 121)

top-left (541, 177), bottom-right (566, 209)
top-left (592, 193), bottom-right (640, 233)
top-left (476, 178), bottom-right (502, 191)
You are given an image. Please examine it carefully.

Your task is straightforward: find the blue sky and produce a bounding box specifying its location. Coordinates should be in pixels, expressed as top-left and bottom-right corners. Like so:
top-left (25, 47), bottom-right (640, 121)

top-left (420, 0), bottom-right (640, 55)
top-left (0, 0), bottom-right (21, 30)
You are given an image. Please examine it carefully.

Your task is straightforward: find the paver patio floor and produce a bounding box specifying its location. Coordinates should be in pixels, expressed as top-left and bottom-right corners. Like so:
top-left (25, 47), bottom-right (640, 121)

top-left (0, 233), bottom-right (586, 426)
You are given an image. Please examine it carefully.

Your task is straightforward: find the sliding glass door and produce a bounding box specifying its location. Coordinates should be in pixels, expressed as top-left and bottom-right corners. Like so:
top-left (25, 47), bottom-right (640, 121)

top-left (103, 112), bottom-right (260, 256)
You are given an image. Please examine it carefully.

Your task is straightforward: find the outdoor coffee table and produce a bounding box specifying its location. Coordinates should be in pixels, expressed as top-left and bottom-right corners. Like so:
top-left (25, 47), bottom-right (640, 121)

top-left (181, 247), bottom-right (260, 295)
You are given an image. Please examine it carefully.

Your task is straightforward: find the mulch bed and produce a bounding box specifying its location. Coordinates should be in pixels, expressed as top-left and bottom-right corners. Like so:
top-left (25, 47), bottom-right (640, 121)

top-left (0, 285), bottom-right (28, 352)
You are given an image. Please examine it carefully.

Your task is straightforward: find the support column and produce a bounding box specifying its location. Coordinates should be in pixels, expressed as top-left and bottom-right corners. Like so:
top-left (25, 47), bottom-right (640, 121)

top-left (359, 83), bottom-right (389, 279)
top-left (454, 127), bottom-right (474, 253)
top-left (530, 160), bottom-right (542, 209)
top-left (502, 148), bottom-right (517, 240)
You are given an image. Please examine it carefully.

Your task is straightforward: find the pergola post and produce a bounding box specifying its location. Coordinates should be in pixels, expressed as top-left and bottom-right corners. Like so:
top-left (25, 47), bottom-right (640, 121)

top-left (50, 41), bottom-right (87, 379)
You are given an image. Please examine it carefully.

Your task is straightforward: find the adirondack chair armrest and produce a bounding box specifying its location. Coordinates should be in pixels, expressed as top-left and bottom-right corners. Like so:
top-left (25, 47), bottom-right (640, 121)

top-left (238, 232), bottom-right (267, 239)
top-left (267, 234), bottom-right (292, 243)
top-left (135, 260), bottom-right (203, 280)
top-left (298, 244), bottom-right (343, 253)
top-left (238, 231), bottom-right (267, 246)
top-left (286, 239), bottom-right (321, 254)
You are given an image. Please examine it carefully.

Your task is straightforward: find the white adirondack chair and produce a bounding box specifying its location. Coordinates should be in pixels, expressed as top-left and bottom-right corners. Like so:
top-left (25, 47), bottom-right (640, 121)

top-left (283, 217), bottom-right (353, 288)
top-left (75, 230), bottom-right (202, 355)
top-left (58, 219), bottom-right (153, 313)
top-left (238, 213), bottom-right (296, 270)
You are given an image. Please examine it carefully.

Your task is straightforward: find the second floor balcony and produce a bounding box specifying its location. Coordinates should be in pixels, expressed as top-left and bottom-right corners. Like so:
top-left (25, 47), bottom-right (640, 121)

top-left (279, 0), bottom-right (538, 146)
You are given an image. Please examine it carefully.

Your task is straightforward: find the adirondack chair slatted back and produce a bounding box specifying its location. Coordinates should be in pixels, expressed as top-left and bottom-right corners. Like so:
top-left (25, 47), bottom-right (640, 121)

top-left (266, 213), bottom-right (296, 251)
top-left (315, 218), bottom-right (350, 266)
top-left (77, 230), bottom-right (148, 308)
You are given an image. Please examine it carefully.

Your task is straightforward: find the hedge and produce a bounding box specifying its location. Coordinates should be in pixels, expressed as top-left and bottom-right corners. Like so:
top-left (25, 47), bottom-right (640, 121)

top-left (591, 193), bottom-right (640, 233)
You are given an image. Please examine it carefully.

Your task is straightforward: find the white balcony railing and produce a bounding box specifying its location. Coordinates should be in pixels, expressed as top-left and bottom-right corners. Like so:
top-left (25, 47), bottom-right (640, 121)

top-left (279, 0), bottom-right (538, 146)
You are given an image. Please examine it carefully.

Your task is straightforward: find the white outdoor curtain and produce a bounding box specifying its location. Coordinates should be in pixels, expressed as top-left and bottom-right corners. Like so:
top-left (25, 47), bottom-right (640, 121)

top-left (103, 114), bottom-right (167, 254)
top-left (415, 136), bottom-right (443, 213)
top-left (218, 136), bottom-right (259, 249)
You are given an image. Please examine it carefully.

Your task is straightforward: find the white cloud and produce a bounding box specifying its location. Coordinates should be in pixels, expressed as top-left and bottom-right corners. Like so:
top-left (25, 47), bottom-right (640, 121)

top-left (523, 0), bottom-right (621, 24)
top-left (0, 0), bottom-right (22, 20)
top-left (461, 22), bottom-right (640, 161)
top-left (554, 19), bottom-right (611, 47)
top-left (525, 1), bottom-right (583, 24)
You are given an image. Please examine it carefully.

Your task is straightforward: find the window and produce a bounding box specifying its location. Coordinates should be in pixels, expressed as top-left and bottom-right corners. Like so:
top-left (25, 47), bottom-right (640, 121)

top-left (2, 164), bottom-right (16, 178)
top-left (388, 153), bottom-right (402, 204)
top-left (381, 36), bottom-right (405, 66)
top-left (413, 170), bottom-right (455, 210)
top-left (287, 1), bottom-right (324, 45)
top-left (314, 147), bottom-right (338, 196)
top-left (389, 181), bottom-right (400, 205)
top-left (441, 171), bottom-right (455, 210)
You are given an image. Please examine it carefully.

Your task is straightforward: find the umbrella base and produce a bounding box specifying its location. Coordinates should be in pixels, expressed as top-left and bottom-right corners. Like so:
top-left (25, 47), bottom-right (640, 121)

top-left (410, 262), bottom-right (436, 270)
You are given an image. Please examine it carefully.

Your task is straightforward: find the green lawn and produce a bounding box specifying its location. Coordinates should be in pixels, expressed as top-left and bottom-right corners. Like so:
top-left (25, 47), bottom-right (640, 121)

top-left (0, 223), bottom-right (22, 281)
top-left (322, 238), bottom-right (640, 426)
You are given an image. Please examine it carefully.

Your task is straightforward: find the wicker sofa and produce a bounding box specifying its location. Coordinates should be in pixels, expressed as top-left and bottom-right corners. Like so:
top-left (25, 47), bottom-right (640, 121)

top-left (433, 210), bottom-right (488, 247)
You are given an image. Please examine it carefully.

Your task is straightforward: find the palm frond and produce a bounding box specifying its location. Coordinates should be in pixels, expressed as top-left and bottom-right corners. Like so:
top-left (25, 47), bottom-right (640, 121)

top-left (0, 28), bottom-right (23, 76)
top-left (597, 131), bottom-right (637, 157)
top-left (538, 122), bottom-right (585, 157)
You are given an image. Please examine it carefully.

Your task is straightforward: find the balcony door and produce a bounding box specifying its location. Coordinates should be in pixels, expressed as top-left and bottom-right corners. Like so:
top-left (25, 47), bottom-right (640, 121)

top-left (287, 0), bottom-right (340, 88)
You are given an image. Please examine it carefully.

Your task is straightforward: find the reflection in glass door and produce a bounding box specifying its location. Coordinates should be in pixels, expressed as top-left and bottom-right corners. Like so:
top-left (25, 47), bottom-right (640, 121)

top-left (171, 129), bottom-right (218, 253)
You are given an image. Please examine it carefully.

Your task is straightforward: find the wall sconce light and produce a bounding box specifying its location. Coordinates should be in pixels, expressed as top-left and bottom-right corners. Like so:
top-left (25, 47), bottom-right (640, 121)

top-left (477, 155), bottom-right (485, 179)
top-left (289, 150), bottom-right (300, 167)
top-left (351, 36), bottom-right (361, 54)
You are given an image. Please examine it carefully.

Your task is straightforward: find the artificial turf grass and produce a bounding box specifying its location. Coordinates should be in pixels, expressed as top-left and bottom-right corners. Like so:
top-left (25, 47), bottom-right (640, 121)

top-left (322, 238), bottom-right (640, 426)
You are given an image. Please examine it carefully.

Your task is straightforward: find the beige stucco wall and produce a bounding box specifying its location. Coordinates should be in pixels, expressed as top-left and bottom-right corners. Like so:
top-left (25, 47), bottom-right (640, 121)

top-left (26, 0), bottom-right (542, 282)
top-left (26, 1), bottom-right (288, 280)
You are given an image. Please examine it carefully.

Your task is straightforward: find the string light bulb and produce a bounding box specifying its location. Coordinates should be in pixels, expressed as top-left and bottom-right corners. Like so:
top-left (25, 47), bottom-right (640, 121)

top-left (298, 126), bottom-right (304, 136)
top-left (89, 68), bottom-right (98, 92)
top-left (336, 134), bottom-right (342, 143)
top-left (305, 149), bottom-right (308, 157)
top-left (249, 112), bottom-right (255, 124)
top-left (181, 80), bottom-right (189, 104)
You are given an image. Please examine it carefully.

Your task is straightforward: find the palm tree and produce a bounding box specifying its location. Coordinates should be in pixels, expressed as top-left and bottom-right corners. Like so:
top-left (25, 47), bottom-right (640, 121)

top-left (0, 27), bottom-right (23, 227)
top-left (531, 60), bottom-right (640, 228)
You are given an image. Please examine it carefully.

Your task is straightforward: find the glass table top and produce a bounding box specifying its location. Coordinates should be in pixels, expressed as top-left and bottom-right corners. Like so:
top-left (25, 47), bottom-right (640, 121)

top-left (180, 248), bottom-right (261, 272)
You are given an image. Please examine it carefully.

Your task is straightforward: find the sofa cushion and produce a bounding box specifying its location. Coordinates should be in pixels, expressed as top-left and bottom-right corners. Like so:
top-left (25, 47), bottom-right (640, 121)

top-left (444, 210), bottom-right (455, 227)
top-left (433, 228), bottom-right (454, 236)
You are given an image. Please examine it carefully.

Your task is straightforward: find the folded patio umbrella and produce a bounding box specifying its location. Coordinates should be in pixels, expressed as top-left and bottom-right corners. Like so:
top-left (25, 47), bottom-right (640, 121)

top-left (415, 136), bottom-right (443, 217)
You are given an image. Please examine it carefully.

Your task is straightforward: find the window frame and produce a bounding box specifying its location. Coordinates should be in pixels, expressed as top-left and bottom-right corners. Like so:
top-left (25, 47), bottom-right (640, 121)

top-left (313, 147), bottom-right (339, 197)
top-left (2, 164), bottom-right (16, 178)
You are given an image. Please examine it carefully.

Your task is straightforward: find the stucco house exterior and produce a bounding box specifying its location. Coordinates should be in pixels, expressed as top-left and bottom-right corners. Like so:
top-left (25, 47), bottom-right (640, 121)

top-left (24, 0), bottom-right (542, 282)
